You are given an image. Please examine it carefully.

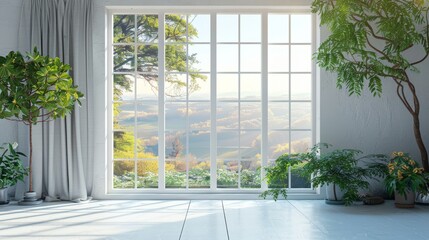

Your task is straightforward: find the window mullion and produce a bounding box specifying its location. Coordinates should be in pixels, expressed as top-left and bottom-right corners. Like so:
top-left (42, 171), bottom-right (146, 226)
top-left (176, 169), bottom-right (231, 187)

top-left (261, 12), bottom-right (268, 190)
top-left (158, 12), bottom-right (166, 190)
top-left (210, 13), bottom-right (217, 191)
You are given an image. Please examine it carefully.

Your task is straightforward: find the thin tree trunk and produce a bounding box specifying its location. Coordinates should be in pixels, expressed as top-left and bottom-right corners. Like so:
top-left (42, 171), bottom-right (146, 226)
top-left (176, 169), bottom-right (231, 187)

top-left (412, 114), bottom-right (429, 171)
top-left (29, 123), bottom-right (33, 192)
top-left (333, 183), bottom-right (337, 201)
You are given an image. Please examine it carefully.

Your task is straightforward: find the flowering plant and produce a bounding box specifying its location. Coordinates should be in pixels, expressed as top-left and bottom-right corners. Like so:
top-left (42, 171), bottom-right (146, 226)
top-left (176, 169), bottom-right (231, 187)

top-left (385, 152), bottom-right (428, 198)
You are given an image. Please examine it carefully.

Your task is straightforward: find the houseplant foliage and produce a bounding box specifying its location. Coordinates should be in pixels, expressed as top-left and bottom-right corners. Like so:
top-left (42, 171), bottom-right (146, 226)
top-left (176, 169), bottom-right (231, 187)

top-left (261, 143), bottom-right (387, 205)
top-left (384, 152), bottom-right (428, 200)
top-left (260, 153), bottom-right (304, 201)
top-left (0, 48), bottom-right (83, 194)
top-left (312, 0), bottom-right (429, 171)
top-left (0, 143), bottom-right (28, 189)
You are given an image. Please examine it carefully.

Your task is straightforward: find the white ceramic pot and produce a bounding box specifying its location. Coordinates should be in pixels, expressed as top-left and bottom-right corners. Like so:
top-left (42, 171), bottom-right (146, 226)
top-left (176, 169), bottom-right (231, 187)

top-left (0, 188), bottom-right (9, 204)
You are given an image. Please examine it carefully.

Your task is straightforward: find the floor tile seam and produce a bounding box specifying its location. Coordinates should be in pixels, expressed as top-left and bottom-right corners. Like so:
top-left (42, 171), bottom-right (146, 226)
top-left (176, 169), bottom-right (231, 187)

top-left (178, 200), bottom-right (191, 240)
top-left (286, 200), bottom-right (328, 237)
top-left (222, 200), bottom-right (231, 240)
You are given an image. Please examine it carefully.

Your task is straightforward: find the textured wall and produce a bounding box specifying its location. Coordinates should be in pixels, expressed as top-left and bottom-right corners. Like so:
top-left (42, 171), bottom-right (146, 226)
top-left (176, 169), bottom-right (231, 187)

top-left (319, 26), bottom-right (429, 162)
top-left (0, 0), bottom-right (22, 146)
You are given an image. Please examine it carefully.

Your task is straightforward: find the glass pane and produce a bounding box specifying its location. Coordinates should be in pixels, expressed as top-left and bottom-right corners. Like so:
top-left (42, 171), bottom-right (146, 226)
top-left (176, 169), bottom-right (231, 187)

top-left (291, 102), bottom-right (312, 129)
top-left (189, 132), bottom-right (210, 159)
top-left (188, 14), bottom-right (210, 43)
top-left (268, 131), bottom-right (290, 159)
top-left (217, 102), bottom-right (238, 130)
top-left (137, 160), bottom-right (158, 188)
top-left (136, 74), bottom-right (158, 100)
top-left (268, 45), bottom-right (289, 72)
top-left (241, 102), bottom-right (261, 129)
top-left (268, 74), bottom-right (289, 100)
top-left (165, 131), bottom-right (186, 159)
top-left (189, 103), bottom-right (210, 130)
top-left (189, 74), bottom-right (210, 100)
top-left (165, 103), bottom-right (187, 130)
top-left (291, 131), bottom-right (312, 153)
top-left (114, 45), bottom-right (135, 72)
top-left (165, 160), bottom-right (187, 188)
top-left (241, 74), bottom-right (260, 100)
top-left (189, 160), bottom-right (210, 188)
top-left (291, 45), bottom-right (312, 72)
top-left (136, 104), bottom-right (158, 158)
top-left (217, 160), bottom-right (239, 188)
top-left (269, 102), bottom-right (289, 130)
top-left (217, 44), bottom-right (238, 72)
top-left (165, 45), bottom-right (187, 73)
top-left (165, 14), bottom-right (187, 42)
top-left (114, 130), bottom-right (135, 159)
top-left (217, 15), bottom-right (238, 42)
top-left (240, 131), bottom-right (261, 160)
top-left (189, 44), bottom-right (210, 72)
top-left (137, 45), bottom-right (158, 73)
top-left (113, 102), bottom-right (134, 130)
top-left (217, 148), bottom-right (239, 159)
top-left (240, 44), bottom-right (261, 72)
top-left (114, 74), bottom-right (135, 101)
top-left (291, 15), bottom-right (311, 43)
top-left (291, 74), bottom-right (312, 100)
top-left (217, 131), bottom-right (239, 147)
top-left (114, 160), bottom-right (135, 189)
top-left (240, 161), bottom-right (261, 188)
top-left (240, 15), bottom-right (261, 42)
top-left (165, 73), bottom-right (187, 100)
top-left (113, 15), bottom-right (135, 43)
top-left (137, 15), bottom-right (158, 43)
top-left (268, 14), bottom-right (289, 43)
top-left (217, 74), bottom-right (238, 100)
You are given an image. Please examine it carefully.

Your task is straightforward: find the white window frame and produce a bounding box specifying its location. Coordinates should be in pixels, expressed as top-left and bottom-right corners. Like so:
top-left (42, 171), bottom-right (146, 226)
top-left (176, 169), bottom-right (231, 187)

top-left (106, 7), bottom-right (319, 198)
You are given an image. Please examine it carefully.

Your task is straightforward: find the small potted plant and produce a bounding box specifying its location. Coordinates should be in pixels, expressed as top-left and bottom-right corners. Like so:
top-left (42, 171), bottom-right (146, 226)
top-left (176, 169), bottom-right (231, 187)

top-left (385, 152), bottom-right (428, 208)
top-left (0, 143), bottom-right (28, 204)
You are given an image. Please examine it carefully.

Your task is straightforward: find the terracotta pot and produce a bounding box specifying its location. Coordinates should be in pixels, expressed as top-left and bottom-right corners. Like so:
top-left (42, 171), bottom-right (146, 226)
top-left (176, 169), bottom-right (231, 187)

top-left (394, 191), bottom-right (415, 208)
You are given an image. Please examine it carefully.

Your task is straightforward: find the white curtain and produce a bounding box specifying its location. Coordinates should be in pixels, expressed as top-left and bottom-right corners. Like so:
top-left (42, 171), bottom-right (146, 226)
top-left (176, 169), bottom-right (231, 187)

top-left (16, 0), bottom-right (93, 202)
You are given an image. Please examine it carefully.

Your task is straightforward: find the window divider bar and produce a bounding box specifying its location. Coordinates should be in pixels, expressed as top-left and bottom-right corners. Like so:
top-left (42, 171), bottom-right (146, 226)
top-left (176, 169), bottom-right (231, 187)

top-left (158, 12), bottom-right (166, 190)
top-left (261, 13), bottom-right (269, 190)
top-left (210, 13), bottom-right (218, 191)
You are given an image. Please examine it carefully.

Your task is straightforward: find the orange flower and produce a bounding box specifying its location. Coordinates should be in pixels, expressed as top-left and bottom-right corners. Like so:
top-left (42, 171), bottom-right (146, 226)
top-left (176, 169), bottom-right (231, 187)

top-left (397, 170), bottom-right (403, 180)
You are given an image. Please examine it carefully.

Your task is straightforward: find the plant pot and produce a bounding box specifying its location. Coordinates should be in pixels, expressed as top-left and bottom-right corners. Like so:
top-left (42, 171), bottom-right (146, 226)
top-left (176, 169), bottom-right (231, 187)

top-left (0, 188), bottom-right (9, 205)
top-left (394, 191), bottom-right (415, 208)
top-left (325, 184), bottom-right (345, 205)
top-left (18, 191), bottom-right (43, 205)
top-left (415, 192), bottom-right (429, 205)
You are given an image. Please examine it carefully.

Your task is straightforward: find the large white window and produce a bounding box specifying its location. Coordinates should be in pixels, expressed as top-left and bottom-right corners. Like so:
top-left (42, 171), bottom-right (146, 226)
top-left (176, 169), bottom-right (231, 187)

top-left (108, 9), bottom-right (315, 193)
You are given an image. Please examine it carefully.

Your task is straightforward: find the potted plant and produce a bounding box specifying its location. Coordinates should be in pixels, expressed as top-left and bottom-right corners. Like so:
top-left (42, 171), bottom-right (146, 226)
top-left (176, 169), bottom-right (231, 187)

top-left (0, 143), bottom-right (28, 204)
top-left (261, 143), bottom-right (386, 205)
top-left (0, 49), bottom-right (83, 204)
top-left (384, 152), bottom-right (428, 208)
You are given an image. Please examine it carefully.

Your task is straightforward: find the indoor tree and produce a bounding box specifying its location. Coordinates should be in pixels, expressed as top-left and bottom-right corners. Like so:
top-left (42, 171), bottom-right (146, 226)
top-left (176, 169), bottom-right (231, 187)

top-left (313, 0), bottom-right (429, 171)
top-left (0, 49), bottom-right (83, 196)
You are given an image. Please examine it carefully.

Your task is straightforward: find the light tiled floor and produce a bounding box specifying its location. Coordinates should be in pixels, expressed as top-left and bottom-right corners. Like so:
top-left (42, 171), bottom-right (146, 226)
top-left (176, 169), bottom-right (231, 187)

top-left (1, 200), bottom-right (429, 239)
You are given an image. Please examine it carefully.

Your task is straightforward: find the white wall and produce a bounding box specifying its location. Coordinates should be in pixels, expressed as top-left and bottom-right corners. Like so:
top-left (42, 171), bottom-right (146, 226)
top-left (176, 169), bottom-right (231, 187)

top-left (319, 27), bottom-right (429, 161)
top-left (0, 0), bottom-right (22, 146)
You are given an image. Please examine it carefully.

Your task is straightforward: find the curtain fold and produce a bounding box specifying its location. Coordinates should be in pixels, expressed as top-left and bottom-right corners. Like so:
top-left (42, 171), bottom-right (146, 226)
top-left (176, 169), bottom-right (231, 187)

top-left (17, 0), bottom-right (93, 202)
